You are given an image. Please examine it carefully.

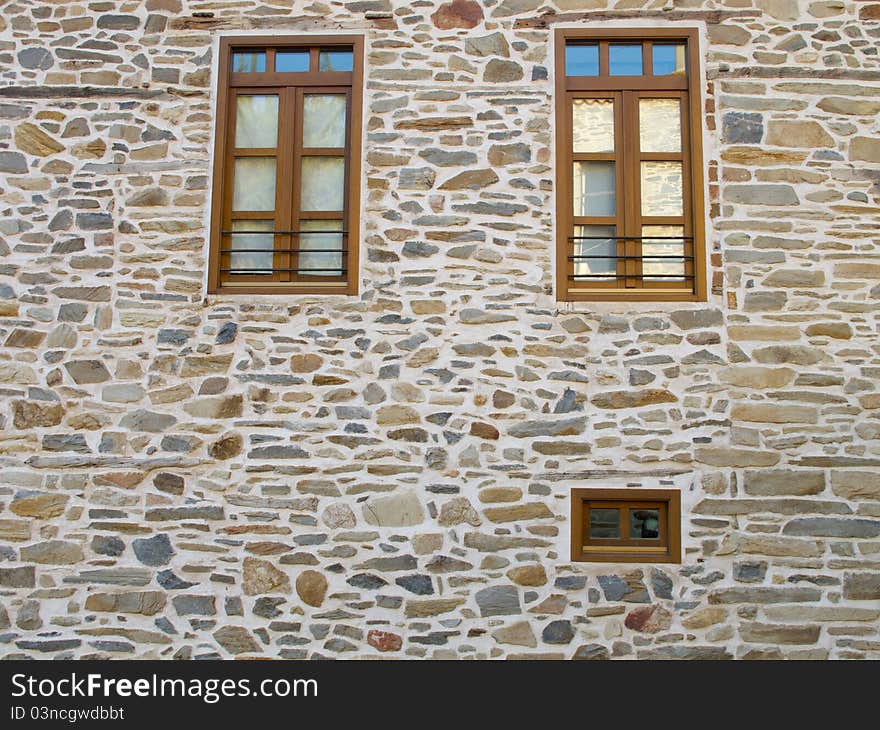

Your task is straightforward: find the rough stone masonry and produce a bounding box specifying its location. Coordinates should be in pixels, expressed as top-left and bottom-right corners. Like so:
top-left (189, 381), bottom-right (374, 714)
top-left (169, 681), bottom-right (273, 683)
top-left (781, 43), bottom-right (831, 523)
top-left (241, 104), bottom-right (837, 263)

top-left (0, 0), bottom-right (879, 660)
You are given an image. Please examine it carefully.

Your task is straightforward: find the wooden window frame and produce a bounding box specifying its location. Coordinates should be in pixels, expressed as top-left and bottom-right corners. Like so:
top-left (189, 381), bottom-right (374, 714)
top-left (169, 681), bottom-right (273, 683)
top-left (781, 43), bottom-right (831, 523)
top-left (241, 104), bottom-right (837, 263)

top-left (554, 28), bottom-right (707, 302)
top-left (208, 35), bottom-right (364, 296)
top-left (571, 488), bottom-right (681, 564)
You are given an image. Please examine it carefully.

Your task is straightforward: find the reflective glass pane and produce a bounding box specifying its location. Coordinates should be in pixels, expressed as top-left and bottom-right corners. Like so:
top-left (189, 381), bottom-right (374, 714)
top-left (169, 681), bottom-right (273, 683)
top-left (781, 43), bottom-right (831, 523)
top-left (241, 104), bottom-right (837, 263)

top-left (630, 508), bottom-right (661, 539)
top-left (639, 98), bottom-right (681, 153)
top-left (276, 51), bottom-right (309, 72)
top-left (235, 95), bottom-right (278, 149)
top-left (232, 157), bottom-right (276, 211)
top-left (565, 43), bottom-right (599, 76)
top-left (573, 161), bottom-right (615, 217)
top-left (573, 225), bottom-right (617, 281)
top-left (572, 98), bottom-right (614, 153)
top-left (609, 44), bottom-right (643, 76)
top-left (232, 51), bottom-right (265, 73)
top-left (319, 49), bottom-right (353, 72)
top-left (300, 157), bottom-right (344, 211)
top-left (303, 95), bottom-right (347, 148)
top-left (299, 220), bottom-right (343, 277)
top-left (642, 225), bottom-right (686, 282)
top-left (229, 220), bottom-right (274, 274)
top-left (640, 161), bottom-right (683, 217)
top-left (589, 508), bottom-right (620, 539)
top-left (653, 44), bottom-right (686, 76)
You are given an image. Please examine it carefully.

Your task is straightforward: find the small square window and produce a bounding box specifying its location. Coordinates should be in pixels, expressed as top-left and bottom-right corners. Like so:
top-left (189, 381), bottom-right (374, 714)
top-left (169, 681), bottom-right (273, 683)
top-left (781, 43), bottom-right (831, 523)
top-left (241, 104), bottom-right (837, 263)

top-left (571, 488), bottom-right (680, 563)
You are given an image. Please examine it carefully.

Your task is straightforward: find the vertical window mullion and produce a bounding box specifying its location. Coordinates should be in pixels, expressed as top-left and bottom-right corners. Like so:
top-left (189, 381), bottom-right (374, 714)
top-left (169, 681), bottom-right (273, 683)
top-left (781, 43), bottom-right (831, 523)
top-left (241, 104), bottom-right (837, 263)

top-left (276, 86), bottom-right (295, 283)
top-left (679, 90), bottom-right (694, 291)
top-left (622, 91), bottom-right (640, 288)
top-left (291, 87), bottom-right (305, 283)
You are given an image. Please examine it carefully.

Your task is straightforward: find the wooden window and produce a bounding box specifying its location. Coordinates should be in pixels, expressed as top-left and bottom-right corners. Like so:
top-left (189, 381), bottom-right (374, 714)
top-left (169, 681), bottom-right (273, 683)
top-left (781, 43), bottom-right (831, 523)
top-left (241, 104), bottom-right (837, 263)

top-left (571, 488), bottom-right (681, 563)
top-left (555, 28), bottom-right (706, 302)
top-left (208, 36), bottom-right (364, 295)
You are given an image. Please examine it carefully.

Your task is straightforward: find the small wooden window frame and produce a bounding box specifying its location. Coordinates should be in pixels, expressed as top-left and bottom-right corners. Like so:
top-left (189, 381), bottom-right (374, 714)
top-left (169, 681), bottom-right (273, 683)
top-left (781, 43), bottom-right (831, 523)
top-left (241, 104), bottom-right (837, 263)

top-left (208, 35), bottom-right (364, 296)
top-left (571, 488), bottom-right (681, 564)
top-left (554, 28), bottom-right (707, 302)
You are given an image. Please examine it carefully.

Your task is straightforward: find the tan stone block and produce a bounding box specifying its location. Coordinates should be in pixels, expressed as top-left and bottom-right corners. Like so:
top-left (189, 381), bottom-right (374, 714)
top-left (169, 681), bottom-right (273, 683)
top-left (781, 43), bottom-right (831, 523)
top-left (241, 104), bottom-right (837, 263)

top-left (831, 471), bottom-right (880, 501)
top-left (728, 325), bottom-right (801, 341)
top-left (404, 597), bottom-right (465, 618)
top-left (15, 122), bottom-right (64, 156)
top-left (732, 403), bottom-right (818, 424)
top-left (766, 120), bottom-right (834, 148)
top-left (484, 503), bottom-right (554, 523)
top-left (719, 367), bottom-right (795, 389)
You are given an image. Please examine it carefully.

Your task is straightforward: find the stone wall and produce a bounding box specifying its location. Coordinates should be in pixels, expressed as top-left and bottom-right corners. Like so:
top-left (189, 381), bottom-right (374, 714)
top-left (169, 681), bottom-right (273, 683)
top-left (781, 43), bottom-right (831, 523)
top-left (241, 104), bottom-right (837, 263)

top-left (0, 0), bottom-right (879, 659)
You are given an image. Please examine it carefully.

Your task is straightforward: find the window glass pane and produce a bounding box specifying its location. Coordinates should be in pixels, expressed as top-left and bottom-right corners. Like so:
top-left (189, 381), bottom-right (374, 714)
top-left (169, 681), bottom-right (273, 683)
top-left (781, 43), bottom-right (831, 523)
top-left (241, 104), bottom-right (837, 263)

top-left (641, 161), bottom-right (683, 217)
top-left (232, 51), bottom-right (265, 73)
top-left (232, 157), bottom-right (276, 211)
top-left (589, 508), bottom-right (620, 539)
top-left (642, 225), bottom-right (686, 282)
top-left (565, 43), bottom-right (598, 76)
top-left (573, 161), bottom-right (615, 217)
top-left (276, 50), bottom-right (309, 72)
top-left (235, 95), bottom-right (278, 149)
top-left (653, 44), bottom-right (686, 76)
top-left (573, 225), bottom-right (617, 282)
top-left (609, 44), bottom-right (643, 76)
top-left (303, 95), bottom-right (347, 148)
top-left (572, 98), bottom-right (614, 153)
top-left (299, 220), bottom-right (344, 277)
top-left (300, 156), bottom-right (345, 211)
top-left (630, 508), bottom-right (661, 539)
top-left (319, 49), bottom-right (353, 72)
top-left (639, 98), bottom-right (681, 153)
top-left (229, 220), bottom-right (274, 274)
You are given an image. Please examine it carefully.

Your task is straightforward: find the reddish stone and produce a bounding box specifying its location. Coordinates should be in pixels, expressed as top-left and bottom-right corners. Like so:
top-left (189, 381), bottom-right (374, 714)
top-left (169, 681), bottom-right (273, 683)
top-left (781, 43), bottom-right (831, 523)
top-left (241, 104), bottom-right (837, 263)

top-left (624, 604), bottom-right (673, 633)
top-left (367, 630), bottom-right (403, 652)
top-left (860, 5), bottom-right (880, 20)
top-left (431, 0), bottom-right (483, 29)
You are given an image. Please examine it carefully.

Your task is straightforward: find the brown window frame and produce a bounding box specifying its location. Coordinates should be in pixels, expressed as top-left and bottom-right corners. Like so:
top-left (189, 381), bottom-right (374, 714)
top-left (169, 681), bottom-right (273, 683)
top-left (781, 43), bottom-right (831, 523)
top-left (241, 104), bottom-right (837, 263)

top-left (208, 35), bottom-right (364, 296)
top-left (571, 488), bottom-right (681, 564)
top-left (554, 28), bottom-right (707, 302)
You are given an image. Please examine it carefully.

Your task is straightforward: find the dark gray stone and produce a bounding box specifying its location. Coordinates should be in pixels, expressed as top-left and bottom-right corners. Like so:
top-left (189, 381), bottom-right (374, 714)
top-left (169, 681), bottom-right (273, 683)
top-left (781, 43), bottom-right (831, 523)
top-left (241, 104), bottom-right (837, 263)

top-left (723, 112), bottom-right (763, 144)
top-left (172, 595), bottom-right (216, 616)
top-left (0, 151), bottom-right (27, 174)
top-left (573, 643), bottom-right (610, 660)
top-left (91, 535), bottom-right (124, 557)
top-left (542, 620), bottom-right (575, 644)
top-left (782, 517), bottom-right (880, 538)
top-left (651, 568), bottom-right (674, 600)
top-left (18, 48), bottom-right (54, 70)
top-left (157, 570), bottom-right (195, 590)
top-left (216, 322), bottom-right (237, 344)
top-left (395, 574), bottom-right (434, 595)
top-left (347, 573), bottom-right (388, 590)
top-left (133, 533), bottom-right (174, 566)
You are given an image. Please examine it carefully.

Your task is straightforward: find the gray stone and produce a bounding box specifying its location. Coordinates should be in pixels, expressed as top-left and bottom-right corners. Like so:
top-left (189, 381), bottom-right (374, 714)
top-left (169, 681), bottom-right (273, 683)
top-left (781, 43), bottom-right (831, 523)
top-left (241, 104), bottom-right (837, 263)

top-left (542, 620), bottom-right (575, 644)
top-left (132, 533), bottom-right (174, 566)
top-left (476, 585), bottom-right (521, 617)
top-left (782, 518), bottom-right (880, 538)
top-left (723, 112), bottom-right (763, 144)
top-left (18, 48), bottom-right (54, 70)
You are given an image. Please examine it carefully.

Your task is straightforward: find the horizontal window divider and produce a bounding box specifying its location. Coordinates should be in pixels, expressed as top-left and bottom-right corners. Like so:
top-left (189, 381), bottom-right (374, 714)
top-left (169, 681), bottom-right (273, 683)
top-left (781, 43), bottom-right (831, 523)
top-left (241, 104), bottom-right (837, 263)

top-left (221, 268), bottom-right (347, 274)
top-left (569, 274), bottom-right (694, 280)
top-left (568, 255), bottom-right (694, 260)
top-left (230, 71), bottom-right (352, 86)
top-left (568, 235), bottom-right (694, 240)
top-left (221, 248), bottom-right (349, 254)
top-left (221, 230), bottom-right (348, 235)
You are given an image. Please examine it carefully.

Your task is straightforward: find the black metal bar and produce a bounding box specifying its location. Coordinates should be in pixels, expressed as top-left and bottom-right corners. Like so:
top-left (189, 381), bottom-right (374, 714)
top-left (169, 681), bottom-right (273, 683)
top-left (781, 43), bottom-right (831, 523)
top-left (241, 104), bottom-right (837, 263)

top-left (569, 235), bottom-right (693, 240)
top-left (569, 255), bottom-right (693, 260)
top-left (221, 268), bottom-right (347, 273)
top-left (221, 230), bottom-right (348, 235)
top-left (220, 249), bottom-right (348, 253)
top-left (568, 272), bottom-right (693, 279)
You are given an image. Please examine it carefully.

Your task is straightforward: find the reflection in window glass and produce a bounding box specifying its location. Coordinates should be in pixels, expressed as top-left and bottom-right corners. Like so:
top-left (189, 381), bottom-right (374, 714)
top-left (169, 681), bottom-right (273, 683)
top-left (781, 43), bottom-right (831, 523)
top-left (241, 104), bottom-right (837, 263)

top-left (573, 161), bottom-right (616, 217)
top-left (565, 43), bottom-right (599, 76)
top-left (303, 95), bottom-right (347, 148)
top-left (609, 44), bottom-right (642, 75)
top-left (232, 158), bottom-right (276, 211)
top-left (235, 95), bottom-right (279, 149)
top-left (229, 220), bottom-right (274, 274)
top-left (319, 49), bottom-right (353, 72)
top-left (232, 51), bottom-right (265, 73)
top-left (640, 161), bottom-right (683, 217)
top-left (653, 44), bottom-right (686, 76)
top-left (574, 225), bottom-right (617, 282)
top-left (642, 225), bottom-right (686, 282)
top-left (299, 220), bottom-right (343, 277)
top-left (630, 509), bottom-right (661, 539)
top-left (276, 51), bottom-right (309, 72)
top-left (572, 98), bottom-right (614, 153)
top-left (589, 508), bottom-right (620, 539)
top-left (300, 157), bottom-right (345, 211)
top-left (639, 98), bottom-right (681, 153)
